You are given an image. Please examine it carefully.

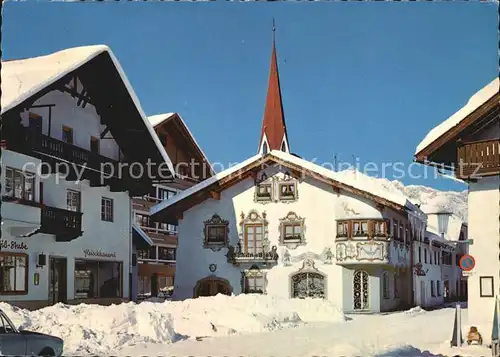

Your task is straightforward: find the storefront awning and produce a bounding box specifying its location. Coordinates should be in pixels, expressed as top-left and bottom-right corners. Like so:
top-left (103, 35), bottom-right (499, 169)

top-left (132, 224), bottom-right (154, 249)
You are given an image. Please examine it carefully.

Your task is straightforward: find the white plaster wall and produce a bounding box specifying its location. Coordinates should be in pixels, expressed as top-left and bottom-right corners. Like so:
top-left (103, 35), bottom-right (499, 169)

top-left (173, 166), bottom-right (418, 313)
top-left (467, 176), bottom-right (500, 329)
top-left (0, 177), bottom-right (131, 302)
top-left (21, 84), bottom-right (120, 161)
top-left (174, 168), bottom-right (346, 303)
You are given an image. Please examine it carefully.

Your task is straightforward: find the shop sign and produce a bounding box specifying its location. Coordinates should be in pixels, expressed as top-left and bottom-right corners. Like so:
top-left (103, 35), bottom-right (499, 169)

top-left (0, 240), bottom-right (28, 251)
top-left (83, 249), bottom-right (116, 258)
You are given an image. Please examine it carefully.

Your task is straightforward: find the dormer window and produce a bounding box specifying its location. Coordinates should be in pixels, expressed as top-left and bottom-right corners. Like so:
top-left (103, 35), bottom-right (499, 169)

top-left (279, 182), bottom-right (296, 200)
top-left (256, 184), bottom-right (272, 200)
top-left (203, 214), bottom-right (229, 250)
top-left (255, 172), bottom-right (273, 203)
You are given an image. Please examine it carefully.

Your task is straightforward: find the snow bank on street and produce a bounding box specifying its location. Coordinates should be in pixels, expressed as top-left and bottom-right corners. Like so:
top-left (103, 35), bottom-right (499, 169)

top-left (0, 294), bottom-right (346, 355)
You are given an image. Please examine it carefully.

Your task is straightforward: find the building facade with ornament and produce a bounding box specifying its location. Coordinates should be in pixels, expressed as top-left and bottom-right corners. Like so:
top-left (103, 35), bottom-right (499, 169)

top-left (1, 45), bottom-right (174, 309)
top-left (415, 77), bottom-right (498, 335)
top-left (150, 34), bottom-right (442, 313)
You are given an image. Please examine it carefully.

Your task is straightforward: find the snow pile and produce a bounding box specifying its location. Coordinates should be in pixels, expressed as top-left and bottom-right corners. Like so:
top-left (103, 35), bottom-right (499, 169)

top-left (404, 306), bottom-right (427, 316)
top-left (0, 294), bottom-right (346, 355)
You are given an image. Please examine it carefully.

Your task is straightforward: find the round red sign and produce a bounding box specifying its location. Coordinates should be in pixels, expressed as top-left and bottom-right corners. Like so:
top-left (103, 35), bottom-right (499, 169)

top-left (459, 255), bottom-right (475, 271)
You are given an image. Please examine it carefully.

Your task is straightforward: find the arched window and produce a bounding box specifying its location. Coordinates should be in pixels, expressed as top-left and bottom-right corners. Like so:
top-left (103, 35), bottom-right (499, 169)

top-left (353, 270), bottom-right (369, 310)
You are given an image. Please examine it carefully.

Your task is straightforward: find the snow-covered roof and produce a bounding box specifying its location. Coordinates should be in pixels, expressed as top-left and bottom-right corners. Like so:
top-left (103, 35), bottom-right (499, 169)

top-left (2, 45), bottom-right (175, 177)
top-left (415, 77), bottom-right (499, 156)
top-left (148, 113), bottom-right (175, 127)
top-left (147, 112), bottom-right (214, 175)
top-left (150, 150), bottom-right (423, 218)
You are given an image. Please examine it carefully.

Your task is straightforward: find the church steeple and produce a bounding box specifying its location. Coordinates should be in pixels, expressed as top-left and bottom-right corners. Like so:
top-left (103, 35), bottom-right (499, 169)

top-left (258, 20), bottom-right (290, 155)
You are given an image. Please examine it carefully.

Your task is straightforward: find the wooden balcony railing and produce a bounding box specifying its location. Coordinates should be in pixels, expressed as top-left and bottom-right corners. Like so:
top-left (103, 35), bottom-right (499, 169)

top-left (4, 127), bottom-right (116, 176)
top-left (457, 139), bottom-right (500, 179)
top-left (40, 205), bottom-right (83, 242)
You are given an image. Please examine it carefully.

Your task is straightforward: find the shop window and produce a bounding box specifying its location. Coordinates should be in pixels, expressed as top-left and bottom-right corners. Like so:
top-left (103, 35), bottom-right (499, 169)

top-left (0, 253), bottom-right (28, 295)
top-left (74, 260), bottom-right (122, 299)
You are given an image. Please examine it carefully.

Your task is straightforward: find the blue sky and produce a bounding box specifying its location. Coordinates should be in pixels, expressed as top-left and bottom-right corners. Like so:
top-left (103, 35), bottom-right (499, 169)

top-left (3, 1), bottom-right (498, 191)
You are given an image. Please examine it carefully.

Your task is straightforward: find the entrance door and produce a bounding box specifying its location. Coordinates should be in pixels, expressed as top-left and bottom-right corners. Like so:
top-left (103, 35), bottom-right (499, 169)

top-left (194, 277), bottom-right (231, 298)
top-left (420, 280), bottom-right (426, 307)
top-left (353, 270), bottom-right (369, 310)
top-left (49, 257), bottom-right (67, 305)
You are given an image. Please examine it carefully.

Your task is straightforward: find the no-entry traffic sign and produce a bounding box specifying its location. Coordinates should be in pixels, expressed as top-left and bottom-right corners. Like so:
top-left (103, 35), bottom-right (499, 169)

top-left (459, 255), bottom-right (476, 271)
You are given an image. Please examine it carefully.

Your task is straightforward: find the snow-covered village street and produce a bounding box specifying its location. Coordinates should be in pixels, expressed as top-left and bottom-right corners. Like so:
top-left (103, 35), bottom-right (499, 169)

top-left (1, 2), bottom-right (498, 357)
top-left (0, 295), bottom-right (492, 357)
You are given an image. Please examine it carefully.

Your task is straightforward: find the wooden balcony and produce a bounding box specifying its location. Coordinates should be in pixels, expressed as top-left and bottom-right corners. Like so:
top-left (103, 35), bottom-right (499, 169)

top-left (40, 205), bottom-right (83, 242)
top-left (457, 139), bottom-right (500, 179)
top-left (139, 226), bottom-right (177, 245)
top-left (133, 196), bottom-right (162, 212)
top-left (226, 244), bottom-right (279, 266)
top-left (5, 127), bottom-right (116, 176)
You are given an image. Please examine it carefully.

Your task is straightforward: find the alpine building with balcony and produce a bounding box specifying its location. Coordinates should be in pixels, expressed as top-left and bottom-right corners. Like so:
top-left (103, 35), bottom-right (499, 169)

top-left (415, 77), bottom-right (499, 338)
top-left (0, 45), bottom-right (175, 309)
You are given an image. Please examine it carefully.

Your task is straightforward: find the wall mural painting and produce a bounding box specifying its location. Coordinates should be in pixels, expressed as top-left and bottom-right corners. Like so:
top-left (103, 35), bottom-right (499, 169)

top-left (336, 241), bottom-right (387, 262)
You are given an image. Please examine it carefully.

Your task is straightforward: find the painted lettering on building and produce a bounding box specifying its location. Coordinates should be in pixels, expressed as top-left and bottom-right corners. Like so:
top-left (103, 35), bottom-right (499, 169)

top-left (0, 240), bottom-right (28, 251)
top-left (83, 249), bottom-right (117, 258)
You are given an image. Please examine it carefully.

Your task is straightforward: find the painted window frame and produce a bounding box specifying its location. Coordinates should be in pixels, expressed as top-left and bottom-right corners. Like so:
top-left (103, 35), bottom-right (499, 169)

top-left (279, 212), bottom-right (306, 248)
top-left (203, 214), bottom-right (229, 249)
top-left (241, 265), bottom-right (267, 294)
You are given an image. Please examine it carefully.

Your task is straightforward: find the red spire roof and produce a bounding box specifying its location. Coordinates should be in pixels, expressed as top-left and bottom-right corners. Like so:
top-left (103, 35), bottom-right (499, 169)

top-left (258, 27), bottom-right (289, 154)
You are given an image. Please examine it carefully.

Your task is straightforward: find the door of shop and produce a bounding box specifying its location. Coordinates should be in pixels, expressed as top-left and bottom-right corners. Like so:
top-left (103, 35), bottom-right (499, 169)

top-left (49, 257), bottom-right (67, 305)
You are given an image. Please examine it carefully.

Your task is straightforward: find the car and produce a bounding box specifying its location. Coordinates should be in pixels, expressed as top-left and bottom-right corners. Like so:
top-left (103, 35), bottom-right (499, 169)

top-left (0, 308), bottom-right (64, 357)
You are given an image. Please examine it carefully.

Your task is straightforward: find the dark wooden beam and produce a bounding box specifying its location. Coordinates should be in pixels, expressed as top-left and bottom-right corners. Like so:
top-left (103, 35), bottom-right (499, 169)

top-left (100, 127), bottom-right (111, 139)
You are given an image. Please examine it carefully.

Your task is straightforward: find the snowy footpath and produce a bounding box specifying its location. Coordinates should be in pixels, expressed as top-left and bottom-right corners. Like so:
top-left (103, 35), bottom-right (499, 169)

top-left (0, 295), bottom-right (492, 357)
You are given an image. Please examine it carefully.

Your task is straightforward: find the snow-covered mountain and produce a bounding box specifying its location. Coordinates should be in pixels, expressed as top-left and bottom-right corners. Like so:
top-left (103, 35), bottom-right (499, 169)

top-left (395, 182), bottom-right (468, 222)
top-left (335, 169), bottom-right (468, 222)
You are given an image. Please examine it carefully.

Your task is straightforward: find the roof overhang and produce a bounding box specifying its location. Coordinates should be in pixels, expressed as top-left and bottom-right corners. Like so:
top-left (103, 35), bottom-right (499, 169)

top-left (150, 152), bottom-right (410, 225)
top-left (148, 112), bottom-right (215, 178)
top-left (2, 45), bottom-right (176, 184)
top-left (415, 78), bottom-right (499, 166)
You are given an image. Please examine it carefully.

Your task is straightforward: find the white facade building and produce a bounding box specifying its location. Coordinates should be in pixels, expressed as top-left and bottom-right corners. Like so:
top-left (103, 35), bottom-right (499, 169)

top-left (415, 77), bottom-right (499, 339)
top-left (1, 45), bottom-right (174, 309)
top-left (149, 37), bottom-right (443, 313)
